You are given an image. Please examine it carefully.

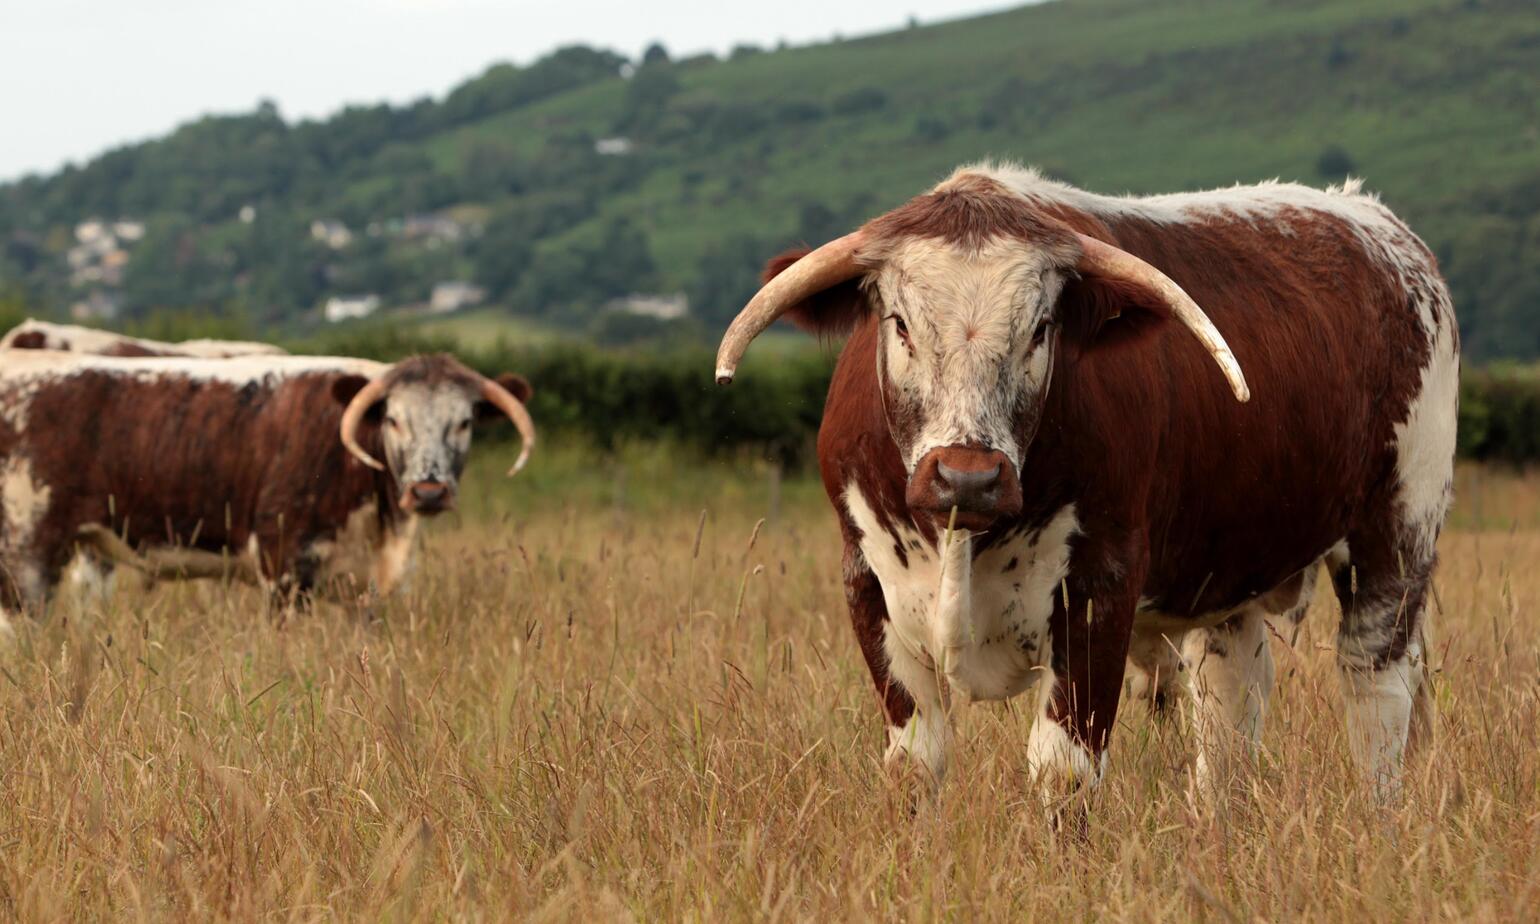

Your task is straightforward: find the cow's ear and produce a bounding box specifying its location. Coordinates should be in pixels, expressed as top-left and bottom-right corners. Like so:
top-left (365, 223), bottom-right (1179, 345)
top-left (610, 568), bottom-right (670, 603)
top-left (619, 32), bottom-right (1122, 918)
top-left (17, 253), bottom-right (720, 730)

top-left (1056, 273), bottom-right (1171, 355)
top-left (762, 247), bottom-right (868, 337)
top-left (332, 375), bottom-right (385, 420)
top-left (476, 373), bottom-right (532, 423)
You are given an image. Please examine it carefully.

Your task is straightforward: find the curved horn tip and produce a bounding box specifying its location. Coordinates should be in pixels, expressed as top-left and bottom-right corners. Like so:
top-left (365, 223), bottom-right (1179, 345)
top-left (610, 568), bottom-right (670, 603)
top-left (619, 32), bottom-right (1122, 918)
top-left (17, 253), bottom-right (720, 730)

top-left (715, 366), bottom-right (736, 385)
top-left (352, 451), bottom-right (386, 471)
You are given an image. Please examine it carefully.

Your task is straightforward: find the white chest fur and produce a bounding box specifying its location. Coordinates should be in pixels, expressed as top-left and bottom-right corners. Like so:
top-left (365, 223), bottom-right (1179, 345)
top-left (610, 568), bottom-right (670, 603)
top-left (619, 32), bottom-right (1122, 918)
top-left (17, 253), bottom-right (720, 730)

top-left (843, 484), bottom-right (1079, 702)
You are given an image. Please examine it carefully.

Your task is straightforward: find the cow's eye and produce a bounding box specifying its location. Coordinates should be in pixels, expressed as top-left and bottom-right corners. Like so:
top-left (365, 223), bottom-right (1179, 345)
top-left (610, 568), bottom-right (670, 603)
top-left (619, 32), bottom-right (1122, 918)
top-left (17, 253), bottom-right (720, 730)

top-left (457, 418), bottom-right (472, 432)
top-left (886, 314), bottom-right (912, 350)
top-left (385, 415), bottom-right (400, 430)
top-left (1030, 318), bottom-right (1053, 348)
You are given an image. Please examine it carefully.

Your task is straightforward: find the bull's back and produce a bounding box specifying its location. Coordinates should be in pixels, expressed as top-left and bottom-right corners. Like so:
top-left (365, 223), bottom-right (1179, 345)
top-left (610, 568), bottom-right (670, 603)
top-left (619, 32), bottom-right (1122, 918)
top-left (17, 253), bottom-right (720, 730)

top-left (1097, 198), bottom-right (1456, 612)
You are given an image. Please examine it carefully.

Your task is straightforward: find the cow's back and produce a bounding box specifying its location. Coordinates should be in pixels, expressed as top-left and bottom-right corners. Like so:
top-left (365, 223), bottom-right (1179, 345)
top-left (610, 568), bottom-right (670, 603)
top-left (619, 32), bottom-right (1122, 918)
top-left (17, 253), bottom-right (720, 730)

top-left (0, 352), bottom-right (385, 570)
top-left (1051, 181), bottom-right (1457, 614)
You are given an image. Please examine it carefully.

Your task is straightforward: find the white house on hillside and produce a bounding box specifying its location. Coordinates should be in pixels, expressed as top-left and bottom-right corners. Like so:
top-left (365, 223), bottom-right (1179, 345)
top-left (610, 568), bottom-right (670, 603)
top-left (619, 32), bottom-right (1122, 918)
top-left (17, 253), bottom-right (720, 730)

top-left (429, 281), bottom-right (486, 314)
top-left (324, 294), bottom-right (381, 323)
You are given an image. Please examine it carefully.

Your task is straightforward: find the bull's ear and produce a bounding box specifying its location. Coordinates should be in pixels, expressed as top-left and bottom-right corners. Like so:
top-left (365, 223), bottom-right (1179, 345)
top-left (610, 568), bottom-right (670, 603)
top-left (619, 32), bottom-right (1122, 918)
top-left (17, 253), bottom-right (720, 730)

top-left (332, 375), bottom-right (385, 420)
top-left (1056, 273), bottom-right (1171, 355)
top-left (476, 373), bottom-right (532, 423)
top-left (763, 247), bottom-right (868, 337)
top-left (494, 372), bottom-right (533, 404)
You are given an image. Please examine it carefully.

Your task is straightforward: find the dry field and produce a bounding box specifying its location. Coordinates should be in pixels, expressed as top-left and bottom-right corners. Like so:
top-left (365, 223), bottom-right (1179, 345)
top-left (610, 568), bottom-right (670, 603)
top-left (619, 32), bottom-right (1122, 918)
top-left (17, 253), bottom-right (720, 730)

top-left (1, 443), bottom-right (1537, 921)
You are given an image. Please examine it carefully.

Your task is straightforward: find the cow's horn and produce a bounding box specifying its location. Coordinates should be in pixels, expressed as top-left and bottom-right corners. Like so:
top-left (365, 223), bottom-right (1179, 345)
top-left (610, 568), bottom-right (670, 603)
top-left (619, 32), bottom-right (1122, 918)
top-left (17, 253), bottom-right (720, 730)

top-left (480, 376), bottom-right (536, 476)
top-left (339, 375), bottom-right (390, 471)
top-left (1074, 233), bottom-right (1250, 403)
top-left (714, 230), bottom-right (867, 384)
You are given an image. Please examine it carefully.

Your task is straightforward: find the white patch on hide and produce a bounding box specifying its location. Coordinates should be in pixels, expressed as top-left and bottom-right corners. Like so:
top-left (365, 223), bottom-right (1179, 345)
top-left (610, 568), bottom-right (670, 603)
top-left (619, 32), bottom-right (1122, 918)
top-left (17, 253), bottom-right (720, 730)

top-left (1, 456), bottom-right (51, 550)
top-left (0, 319), bottom-right (284, 357)
top-left (1392, 312), bottom-right (1458, 565)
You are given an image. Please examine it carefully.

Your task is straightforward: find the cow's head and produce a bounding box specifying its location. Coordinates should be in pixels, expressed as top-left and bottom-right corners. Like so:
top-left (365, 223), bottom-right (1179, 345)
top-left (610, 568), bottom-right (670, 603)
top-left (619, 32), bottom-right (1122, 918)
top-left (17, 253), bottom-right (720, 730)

top-left (716, 169), bottom-right (1248, 533)
top-left (335, 354), bottom-right (535, 515)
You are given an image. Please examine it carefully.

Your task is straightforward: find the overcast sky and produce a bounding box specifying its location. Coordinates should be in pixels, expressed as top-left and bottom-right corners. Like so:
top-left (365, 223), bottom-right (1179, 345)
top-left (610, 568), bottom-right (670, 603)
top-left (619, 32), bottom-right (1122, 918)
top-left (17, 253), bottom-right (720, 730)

top-left (0, 0), bottom-right (1009, 181)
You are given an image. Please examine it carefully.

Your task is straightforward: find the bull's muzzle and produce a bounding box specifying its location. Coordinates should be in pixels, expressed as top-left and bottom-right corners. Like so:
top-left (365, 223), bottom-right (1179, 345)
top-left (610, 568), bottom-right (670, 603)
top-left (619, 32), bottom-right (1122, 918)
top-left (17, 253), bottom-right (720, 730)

top-left (400, 479), bottom-right (455, 514)
top-left (906, 446), bottom-right (1023, 532)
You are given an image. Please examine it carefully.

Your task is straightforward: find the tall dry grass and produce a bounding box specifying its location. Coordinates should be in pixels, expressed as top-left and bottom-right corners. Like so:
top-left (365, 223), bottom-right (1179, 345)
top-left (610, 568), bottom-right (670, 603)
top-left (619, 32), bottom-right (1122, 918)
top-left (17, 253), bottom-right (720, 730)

top-left (0, 446), bottom-right (1536, 921)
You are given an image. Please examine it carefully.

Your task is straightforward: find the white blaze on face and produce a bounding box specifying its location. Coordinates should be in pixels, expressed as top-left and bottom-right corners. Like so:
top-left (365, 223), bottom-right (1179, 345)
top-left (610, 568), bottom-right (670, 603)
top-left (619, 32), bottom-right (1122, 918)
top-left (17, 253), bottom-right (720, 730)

top-left (381, 383), bottom-right (477, 487)
top-left (870, 236), bottom-right (1063, 472)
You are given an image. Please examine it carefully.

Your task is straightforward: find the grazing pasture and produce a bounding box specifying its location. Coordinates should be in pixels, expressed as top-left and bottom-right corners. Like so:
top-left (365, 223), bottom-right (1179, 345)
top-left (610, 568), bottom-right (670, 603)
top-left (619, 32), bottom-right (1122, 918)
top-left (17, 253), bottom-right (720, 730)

top-left (1, 441), bottom-right (1536, 921)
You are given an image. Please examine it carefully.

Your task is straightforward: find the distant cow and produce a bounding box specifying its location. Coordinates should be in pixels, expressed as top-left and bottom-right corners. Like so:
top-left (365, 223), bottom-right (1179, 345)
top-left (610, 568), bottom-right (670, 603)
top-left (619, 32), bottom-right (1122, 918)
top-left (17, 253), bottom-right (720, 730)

top-left (716, 163), bottom-right (1457, 798)
top-left (1, 318), bottom-right (287, 358)
top-left (0, 351), bottom-right (534, 627)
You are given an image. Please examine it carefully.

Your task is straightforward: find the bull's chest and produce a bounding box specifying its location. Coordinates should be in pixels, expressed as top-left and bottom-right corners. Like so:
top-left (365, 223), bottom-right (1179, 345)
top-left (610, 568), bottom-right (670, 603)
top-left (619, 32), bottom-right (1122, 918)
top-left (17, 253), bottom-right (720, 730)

top-left (843, 484), bottom-right (1079, 702)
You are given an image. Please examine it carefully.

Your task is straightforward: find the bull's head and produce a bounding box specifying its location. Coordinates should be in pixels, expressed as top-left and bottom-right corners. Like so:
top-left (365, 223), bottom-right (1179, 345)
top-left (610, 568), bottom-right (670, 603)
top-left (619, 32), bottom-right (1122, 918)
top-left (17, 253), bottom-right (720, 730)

top-left (334, 354), bottom-right (536, 515)
top-left (716, 169), bottom-right (1248, 533)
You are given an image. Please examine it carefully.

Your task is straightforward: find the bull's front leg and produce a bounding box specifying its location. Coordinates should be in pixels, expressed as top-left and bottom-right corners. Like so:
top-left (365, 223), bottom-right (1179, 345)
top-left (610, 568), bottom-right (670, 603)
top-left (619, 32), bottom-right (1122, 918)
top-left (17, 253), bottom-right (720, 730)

top-left (1028, 538), bottom-right (1144, 800)
top-left (844, 544), bottom-right (949, 787)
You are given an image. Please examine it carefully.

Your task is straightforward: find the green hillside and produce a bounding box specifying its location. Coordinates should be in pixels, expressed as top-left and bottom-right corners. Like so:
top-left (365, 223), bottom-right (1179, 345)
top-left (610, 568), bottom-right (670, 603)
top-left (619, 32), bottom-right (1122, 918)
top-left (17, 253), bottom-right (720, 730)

top-left (1, 0), bottom-right (1537, 358)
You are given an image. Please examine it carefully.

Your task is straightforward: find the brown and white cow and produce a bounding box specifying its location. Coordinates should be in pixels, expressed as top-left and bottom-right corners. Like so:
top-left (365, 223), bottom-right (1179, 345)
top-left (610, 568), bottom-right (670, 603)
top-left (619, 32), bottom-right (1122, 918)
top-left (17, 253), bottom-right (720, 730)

top-left (1, 318), bottom-right (288, 358)
top-left (0, 350), bottom-right (534, 626)
top-left (717, 162), bottom-right (1457, 798)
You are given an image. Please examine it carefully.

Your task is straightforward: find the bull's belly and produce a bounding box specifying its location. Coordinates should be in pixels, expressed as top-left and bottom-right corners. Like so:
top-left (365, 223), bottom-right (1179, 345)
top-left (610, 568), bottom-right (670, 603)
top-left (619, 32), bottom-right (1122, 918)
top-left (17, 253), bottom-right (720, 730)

top-left (844, 484), bottom-right (1078, 703)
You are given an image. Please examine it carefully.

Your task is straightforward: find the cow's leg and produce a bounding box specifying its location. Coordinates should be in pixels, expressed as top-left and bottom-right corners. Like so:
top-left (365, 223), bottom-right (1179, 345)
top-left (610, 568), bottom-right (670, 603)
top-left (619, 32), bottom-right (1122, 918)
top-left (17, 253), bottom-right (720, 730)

top-left (1181, 605), bottom-right (1274, 796)
top-left (1030, 550), bottom-right (1142, 799)
top-left (844, 545), bottom-right (945, 785)
top-left (0, 548), bottom-right (55, 636)
top-left (1331, 528), bottom-right (1436, 798)
top-left (64, 548), bottom-right (118, 611)
top-left (1125, 626), bottom-right (1185, 715)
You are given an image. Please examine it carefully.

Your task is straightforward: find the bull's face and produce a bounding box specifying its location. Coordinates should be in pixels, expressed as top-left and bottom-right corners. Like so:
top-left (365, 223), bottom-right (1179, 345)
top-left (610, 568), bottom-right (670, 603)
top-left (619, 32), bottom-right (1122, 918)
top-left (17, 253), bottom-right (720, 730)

top-left (377, 382), bottom-right (480, 514)
top-left (335, 355), bottom-right (536, 516)
top-left (715, 168), bottom-right (1248, 536)
top-left (870, 237), bottom-right (1063, 531)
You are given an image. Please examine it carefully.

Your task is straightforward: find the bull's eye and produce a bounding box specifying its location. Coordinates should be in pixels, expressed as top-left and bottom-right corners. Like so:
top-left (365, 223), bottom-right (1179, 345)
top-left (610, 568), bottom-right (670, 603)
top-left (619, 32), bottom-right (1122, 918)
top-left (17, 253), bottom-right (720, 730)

top-left (457, 418), bottom-right (472, 433)
top-left (885, 314), bottom-right (912, 351)
top-left (1029, 318), bottom-right (1052, 349)
top-left (385, 415), bottom-right (400, 431)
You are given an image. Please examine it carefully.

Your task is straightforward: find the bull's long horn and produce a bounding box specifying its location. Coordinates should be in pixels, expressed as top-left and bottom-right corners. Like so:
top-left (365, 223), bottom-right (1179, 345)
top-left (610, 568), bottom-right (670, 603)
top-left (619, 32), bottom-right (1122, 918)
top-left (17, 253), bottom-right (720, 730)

top-left (339, 375), bottom-right (390, 471)
top-left (1075, 233), bottom-right (1250, 403)
top-left (714, 230), bottom-right (867, 384)
top-left (480, 376), bottom-right (536, 475)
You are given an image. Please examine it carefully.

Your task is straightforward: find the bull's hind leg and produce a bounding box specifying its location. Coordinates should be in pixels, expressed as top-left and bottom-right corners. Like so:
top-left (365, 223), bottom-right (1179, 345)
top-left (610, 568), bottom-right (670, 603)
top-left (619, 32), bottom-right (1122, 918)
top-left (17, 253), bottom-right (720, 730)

top-left (1332, 530), bottom-right (1436, 798)
top-left (1181, 606), bottom-right (1274, 796)
top-left (1334, 310), bottom-right (1455, 796)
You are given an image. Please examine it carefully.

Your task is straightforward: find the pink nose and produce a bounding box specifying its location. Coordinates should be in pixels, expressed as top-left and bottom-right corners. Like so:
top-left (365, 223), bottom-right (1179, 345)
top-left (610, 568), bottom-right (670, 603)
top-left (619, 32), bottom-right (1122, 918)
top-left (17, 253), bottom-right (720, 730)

top-left (905, 446), bottom-right (1023, 531)
top-left (399, 480), bottom-right (453, 513)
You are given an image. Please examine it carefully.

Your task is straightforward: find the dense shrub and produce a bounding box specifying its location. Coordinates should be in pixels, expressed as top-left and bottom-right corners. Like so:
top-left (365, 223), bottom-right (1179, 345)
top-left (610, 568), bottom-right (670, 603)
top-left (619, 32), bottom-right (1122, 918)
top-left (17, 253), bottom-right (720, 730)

top-left (1459, 367), bottom-right (1540, 466)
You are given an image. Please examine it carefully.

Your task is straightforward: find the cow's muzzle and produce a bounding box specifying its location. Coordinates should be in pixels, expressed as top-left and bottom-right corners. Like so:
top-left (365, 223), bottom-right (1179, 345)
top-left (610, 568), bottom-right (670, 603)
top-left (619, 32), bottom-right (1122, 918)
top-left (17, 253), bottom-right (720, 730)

top-left (906, 446), bottom-right (1023, 532)
top-left (399, 479), bottom-right (455, 514)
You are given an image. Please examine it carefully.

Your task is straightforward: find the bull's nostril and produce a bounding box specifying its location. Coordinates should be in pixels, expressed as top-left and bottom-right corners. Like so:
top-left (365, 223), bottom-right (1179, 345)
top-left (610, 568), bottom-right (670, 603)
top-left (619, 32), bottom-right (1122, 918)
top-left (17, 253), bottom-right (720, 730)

top-left (936, 461), bottom-right (1001, 493)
